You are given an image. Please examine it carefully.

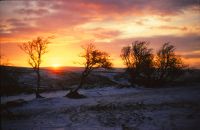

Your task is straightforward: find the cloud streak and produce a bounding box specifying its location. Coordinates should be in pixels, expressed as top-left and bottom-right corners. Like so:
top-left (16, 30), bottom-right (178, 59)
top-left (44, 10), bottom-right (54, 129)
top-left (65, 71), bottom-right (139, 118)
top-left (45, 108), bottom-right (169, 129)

top-left (15, 8), bottom-right (49, 16)
top-left (49, 0), bottom-right (199, 17)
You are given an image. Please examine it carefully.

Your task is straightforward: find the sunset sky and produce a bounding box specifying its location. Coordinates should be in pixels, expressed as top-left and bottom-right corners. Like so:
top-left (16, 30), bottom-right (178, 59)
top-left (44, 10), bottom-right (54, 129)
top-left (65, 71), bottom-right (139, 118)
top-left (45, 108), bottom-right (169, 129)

top-left (0, 0), bottom-right (200, 68)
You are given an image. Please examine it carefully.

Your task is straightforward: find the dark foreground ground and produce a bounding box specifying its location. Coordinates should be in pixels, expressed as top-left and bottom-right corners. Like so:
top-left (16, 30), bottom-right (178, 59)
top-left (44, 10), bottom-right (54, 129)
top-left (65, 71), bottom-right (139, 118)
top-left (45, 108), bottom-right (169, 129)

top-left (1, 86), bottom-right (200, 130)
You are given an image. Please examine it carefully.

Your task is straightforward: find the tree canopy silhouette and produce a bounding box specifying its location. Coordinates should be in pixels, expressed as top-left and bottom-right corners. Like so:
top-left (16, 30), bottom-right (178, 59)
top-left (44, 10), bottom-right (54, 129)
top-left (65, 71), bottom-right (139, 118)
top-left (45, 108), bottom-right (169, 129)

top-left (19, 37), bottom-right (49, 98)
top-left (66, 43), bottom-right (112, 98)
top-left (121, 41), bottom-right (154, 86)
top-left (121, 41), bottom-right (185, 87)
top-left (155, 43), bottom-right (186, 84)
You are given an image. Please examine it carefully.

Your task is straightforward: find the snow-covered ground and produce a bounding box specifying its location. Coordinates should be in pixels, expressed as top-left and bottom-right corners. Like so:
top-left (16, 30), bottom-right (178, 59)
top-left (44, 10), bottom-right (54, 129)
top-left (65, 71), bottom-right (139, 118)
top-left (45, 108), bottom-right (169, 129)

top-left (1, 87), bottom-right (140, 104)
top-left (1, 86), bottom-right (200, 130)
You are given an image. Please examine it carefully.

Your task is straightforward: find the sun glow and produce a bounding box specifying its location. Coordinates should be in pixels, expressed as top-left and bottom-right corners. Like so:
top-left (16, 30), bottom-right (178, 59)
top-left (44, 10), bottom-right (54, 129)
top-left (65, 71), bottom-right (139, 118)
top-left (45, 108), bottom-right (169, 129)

top-left (50, 63), bottom-right (62, 73)
top-left (52, 63), bottom-right (61, 69)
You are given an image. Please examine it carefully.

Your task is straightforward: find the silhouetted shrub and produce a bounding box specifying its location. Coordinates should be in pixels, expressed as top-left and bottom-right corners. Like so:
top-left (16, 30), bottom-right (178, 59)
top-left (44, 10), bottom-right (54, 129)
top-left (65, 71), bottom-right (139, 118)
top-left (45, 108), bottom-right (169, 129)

top-left (154, 43), bottom-right (186, 85)
top-left (121, 41), bottom-right (186, 87)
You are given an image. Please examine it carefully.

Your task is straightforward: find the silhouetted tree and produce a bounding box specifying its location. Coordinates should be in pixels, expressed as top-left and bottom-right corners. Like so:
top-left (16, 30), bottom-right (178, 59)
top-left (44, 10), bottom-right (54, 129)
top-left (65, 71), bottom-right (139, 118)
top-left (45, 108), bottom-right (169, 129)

top-left (155, 43), bottom-right (185, 84)
top-left (19, 37), bottom-right (49, 98)
top-left (121, 41), bottom-right (154, 86)
top-left (121, 41), bottom-right (185, 87)
top-left (66, 43), bottom-right (112, 98)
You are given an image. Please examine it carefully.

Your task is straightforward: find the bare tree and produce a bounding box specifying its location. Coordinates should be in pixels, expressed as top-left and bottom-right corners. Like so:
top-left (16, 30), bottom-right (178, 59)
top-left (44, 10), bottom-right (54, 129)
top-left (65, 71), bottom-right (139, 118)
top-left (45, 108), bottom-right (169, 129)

top-left (19, 37), bottom-right (49, 98)
top-left (121, 41), bottom-right (186, 87)
top-left (121, 41), bottom-right (154, 86)
top-left (155, 43), bottom-right (185, 83)
top-left (120, 46), bottom-right (133, 70)
top-left (66, 43), bottom-right (112, 98)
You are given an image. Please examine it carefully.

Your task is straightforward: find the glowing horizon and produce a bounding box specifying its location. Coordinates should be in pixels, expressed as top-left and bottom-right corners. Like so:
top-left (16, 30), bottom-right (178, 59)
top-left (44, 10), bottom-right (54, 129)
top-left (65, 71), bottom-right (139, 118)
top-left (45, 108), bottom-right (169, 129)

top-left (0, 0), bottom-right (200, 68)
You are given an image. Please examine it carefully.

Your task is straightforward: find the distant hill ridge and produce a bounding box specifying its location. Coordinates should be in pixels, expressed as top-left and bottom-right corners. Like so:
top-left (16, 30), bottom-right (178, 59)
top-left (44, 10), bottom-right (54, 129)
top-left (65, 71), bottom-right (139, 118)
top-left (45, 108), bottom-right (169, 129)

top-left (1, 65), bottom-right (124, 73)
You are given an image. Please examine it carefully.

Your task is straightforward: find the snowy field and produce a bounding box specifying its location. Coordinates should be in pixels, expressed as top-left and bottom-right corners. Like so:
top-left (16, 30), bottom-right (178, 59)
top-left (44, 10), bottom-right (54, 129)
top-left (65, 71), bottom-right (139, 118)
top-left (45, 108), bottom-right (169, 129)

top-left (1, 86), bottom-right (200, 130)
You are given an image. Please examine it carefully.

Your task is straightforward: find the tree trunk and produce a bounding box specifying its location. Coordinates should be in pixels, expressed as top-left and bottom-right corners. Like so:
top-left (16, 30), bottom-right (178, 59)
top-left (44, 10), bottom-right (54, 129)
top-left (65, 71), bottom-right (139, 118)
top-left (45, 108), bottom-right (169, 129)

top-left (74, 76), bottom-right (85, 92)
top-left (35, 69), bottom-right (43, 98)
top-left (65, 74), bottom-right (87, 98)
